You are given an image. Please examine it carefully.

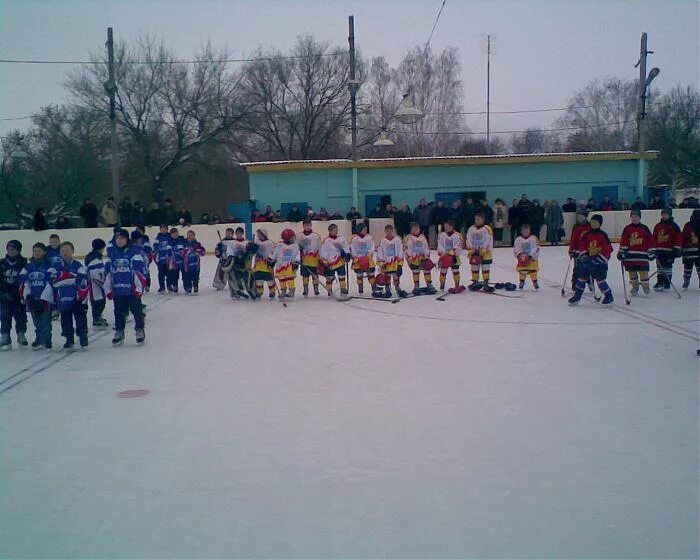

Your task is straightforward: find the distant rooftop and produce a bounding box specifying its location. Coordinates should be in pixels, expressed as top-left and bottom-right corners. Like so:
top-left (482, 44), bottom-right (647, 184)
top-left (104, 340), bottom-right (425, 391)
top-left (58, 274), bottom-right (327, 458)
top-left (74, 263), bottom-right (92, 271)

top-left (241, 151), bottom-right (657, 173)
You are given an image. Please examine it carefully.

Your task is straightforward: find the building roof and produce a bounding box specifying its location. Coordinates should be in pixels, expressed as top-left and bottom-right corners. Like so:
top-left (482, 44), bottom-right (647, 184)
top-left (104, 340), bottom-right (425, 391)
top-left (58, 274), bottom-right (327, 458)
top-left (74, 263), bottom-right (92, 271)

top-left (242, 151), bottom-right (657, 173)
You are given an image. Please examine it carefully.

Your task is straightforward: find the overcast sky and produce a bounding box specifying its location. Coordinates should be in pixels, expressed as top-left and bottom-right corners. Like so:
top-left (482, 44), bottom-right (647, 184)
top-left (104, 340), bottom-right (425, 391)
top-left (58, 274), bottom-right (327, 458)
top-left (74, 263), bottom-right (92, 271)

top-left (1, 0), bottom-right (698, 139)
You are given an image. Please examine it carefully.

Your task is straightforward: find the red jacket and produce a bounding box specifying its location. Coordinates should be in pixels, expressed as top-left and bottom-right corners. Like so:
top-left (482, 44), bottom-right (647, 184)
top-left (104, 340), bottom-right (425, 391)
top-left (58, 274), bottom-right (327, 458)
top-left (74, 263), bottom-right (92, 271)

top-left (652, 219), bottom-right (681, 253)
top-left (619, 223), bottom-right (654, 267)
top-left (580, 229), bottom-right (613, 262)
top-left (568, 222), bottom-right (591, 257)
top-left (681, 222), bottom-right (699, 259)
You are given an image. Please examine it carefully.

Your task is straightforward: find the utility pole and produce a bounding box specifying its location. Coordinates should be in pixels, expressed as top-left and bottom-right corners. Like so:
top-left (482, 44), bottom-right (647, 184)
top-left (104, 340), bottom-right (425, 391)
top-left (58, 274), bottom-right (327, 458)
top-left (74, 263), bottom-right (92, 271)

top-left (635, 32), bottom-right (659, 198)
top-left (486, 34), bottom-right (491, 154)
top-left (348, 16), bottom-right (358, 162)
top-left (104, 27), bottom-right (120, 224)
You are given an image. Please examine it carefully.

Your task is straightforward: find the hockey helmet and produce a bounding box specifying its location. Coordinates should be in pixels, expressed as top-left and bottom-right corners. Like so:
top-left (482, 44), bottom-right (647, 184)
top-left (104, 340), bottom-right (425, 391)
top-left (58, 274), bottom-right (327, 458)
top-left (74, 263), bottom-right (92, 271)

top-left (281, 228), bottom-right (295, 242)
top-left (375, 272), bottom-right (389, 286)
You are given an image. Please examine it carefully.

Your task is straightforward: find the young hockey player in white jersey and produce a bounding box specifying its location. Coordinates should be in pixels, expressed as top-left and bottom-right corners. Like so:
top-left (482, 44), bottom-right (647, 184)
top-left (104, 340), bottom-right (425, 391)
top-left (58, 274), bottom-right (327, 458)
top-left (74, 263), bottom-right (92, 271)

top-left (513, 223), bottom-right (540, 290)
top-left (466, 212), bottom-right (495, 292)
top-left (404, 222), bottom-right (436, 295)
top-left (437, 220), bottom-right (464, 293)
top-left (272, 229), bottom-right (301, 298)
top-left (297, 219), bottom-right (322, 296)
top-left (349, 222), bottom-right (379, 295)
top-left (377, 224), bottom-right (407, 298)
top-left (84, 238), bottom-right (109, 328)
top-left (252, 229), bottom-right (277, 299)
top-left (319, 223), bottom-right (350, 296)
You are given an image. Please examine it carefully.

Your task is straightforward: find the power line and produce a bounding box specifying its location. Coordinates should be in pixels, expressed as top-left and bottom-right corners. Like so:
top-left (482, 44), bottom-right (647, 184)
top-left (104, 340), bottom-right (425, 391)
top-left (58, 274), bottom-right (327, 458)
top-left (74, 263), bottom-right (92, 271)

top-left (425, 0), bottom-right (447, 51)
top-left (0, 52), bottom-right (344, 66)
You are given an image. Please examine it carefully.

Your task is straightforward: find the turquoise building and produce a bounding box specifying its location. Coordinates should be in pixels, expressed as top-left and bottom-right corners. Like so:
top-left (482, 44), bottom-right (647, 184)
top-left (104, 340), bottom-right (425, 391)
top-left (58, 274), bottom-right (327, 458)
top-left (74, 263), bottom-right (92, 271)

top-left (243, 151), bottom-right (655, 216)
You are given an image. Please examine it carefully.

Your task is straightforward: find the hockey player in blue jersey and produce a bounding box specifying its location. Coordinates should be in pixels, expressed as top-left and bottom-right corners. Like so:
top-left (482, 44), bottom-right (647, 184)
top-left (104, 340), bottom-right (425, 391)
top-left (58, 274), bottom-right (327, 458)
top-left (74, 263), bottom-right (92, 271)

top-left (84, 238), bottom-right (109, 328)
top-left (46, 233), bottom-right (62, 321)
top-left (51, 241), bottom-right (89, 350)
top-left (19, 242), bottom-right (54, 350)
top-left (133, 225), bottom-right (153, 292)
top-left (182, 230), bottom-right (206, 294)
top-left (154, 225), bottom-right (171, 293)
top-left (167, 227), bottom-right (186, 293)
top-left (0, 240), bottom-right (28, 350)
top-left (105, 229), bottom-right (147, 346)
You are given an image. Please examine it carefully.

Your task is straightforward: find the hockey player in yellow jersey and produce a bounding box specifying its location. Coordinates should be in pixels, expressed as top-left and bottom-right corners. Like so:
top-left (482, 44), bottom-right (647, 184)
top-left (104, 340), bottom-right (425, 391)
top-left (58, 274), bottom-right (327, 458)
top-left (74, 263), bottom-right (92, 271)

top-left (466, 212), bottom-right (495, 292)
top-left (297, 219), bottom-right (322, 296)
top-left (513, 223), bottom-right (540, 290)
top-left (404, 222), bottom-right (437, 295)
top-left (320, 223), bottom-right (350, 296)
top-left (377, 224), bottom-right (408, 298)
top-left (273, 229), bottom-right (301, 298)
top-left (349, 222), bottom-right (379, 295)
top-left (437, 220), bottom-right (464, 293)
top-left (252, 229), bottom-right (277, 299)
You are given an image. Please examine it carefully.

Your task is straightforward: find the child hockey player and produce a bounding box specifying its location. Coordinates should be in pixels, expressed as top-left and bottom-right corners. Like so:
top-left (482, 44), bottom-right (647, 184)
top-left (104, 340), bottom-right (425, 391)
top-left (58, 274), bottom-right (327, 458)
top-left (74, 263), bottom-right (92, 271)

top-left (568, 209), bottom-right (591, 291)
top-left (52, 241), bottom-right (89, 349)
top-left (617, 209), bottom-right (654, 296)
top-left (297, 219), bottom-right (322, 297)
top-left (84, 238), bottom-right (109, 328)
top-left (680, 209), bottom-right (700, 289)
top-left (568, 214), bottom-right (614, 306)
top-left (252, 229), bottom-right (277, 299)
top-left (182, 230), bottom-right (206, 294)
top-left (167, 227), bottom-right (186, 293)
top-left (133, 225), bottom-right (153, 292)
top-left (46, 233), bottom-right (62, 320)
top-left (272, 229), bottom-right (301, 298)
top-left (466, 213), bottom-right (494, 292)
top-left (154, 225), bottom-right (171, 293)
top-left (19, 243), bottom-right (53, 350)
top-left (437, 220), bottom-right (464, 293)
top-left (105, 229), bottom-right (147, 345)
top-left (513, 223), bottom-right (540, 290)
top-left (319, 223), bottom-right (350, 296)
top-left (0, 240), bottom-right (28, 350)
top-left (213, 227), bottom-right (235, 291)
top-left (652, 208), bottom-right (682, 291)
top-left (404, 222), bottom-right (436, 295)
top-left (349, 222), bottom-right (378, 295)
top-left (226, 227), bottom-right (255, 299)
top-left (377, 224), bottom-right (407, 298)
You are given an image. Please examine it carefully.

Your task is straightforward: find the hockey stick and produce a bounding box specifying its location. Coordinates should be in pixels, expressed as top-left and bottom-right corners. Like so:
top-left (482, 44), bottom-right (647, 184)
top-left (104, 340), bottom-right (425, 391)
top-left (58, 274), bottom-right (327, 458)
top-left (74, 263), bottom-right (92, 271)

top-left (621, 262), bottom-right (631, 305)
top-left (561, 257), bottom-right (573, 297)
top-left (657, 269), bottom-right (682, 299)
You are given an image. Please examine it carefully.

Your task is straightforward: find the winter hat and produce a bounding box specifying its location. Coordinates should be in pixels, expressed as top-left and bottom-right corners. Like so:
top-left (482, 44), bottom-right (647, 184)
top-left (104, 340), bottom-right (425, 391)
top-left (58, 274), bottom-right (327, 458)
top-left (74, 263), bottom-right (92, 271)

top-left (256, 228), bottom-right (268, 240)
top-left (6, 240), bottom-right (22, 252)
top-left (130, 230), bottom-right (142, 241)
top-left (576, 208), bottom-right (588, 217)
top-left (630, 209), bottom-right (641, 218)
top-left (114, 228), bottom-right (130, 240)
top-left (661, 208), bottom-right (672, 217)
top-left (590, 214), bottom-right (603, 225)
top-left (91, 238), bottom-right (106, 250)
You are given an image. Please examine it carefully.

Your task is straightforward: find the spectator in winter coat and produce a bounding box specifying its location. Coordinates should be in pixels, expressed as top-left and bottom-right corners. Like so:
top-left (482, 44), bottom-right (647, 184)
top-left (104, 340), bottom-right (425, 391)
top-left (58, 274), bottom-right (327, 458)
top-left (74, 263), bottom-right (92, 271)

top-left (32, 208), bottom-right (48, 232)
top-left (329, 209), bottom-right (343, 220)
top-left (394, 204), bottom-right (413, 238)
top-left (79, 198), bottom-right (99, 228)
top-left (413, 199), bottom-right (432, 237)
top-left (545, 199), bottom-right (564, 245)
top-left (177, 207), bottom-right (193, 226)
top-left (147, 202), bottom-right (163, 226)
top-left (530, 199), bottom-right (545, 239)
top-left (101, 197), bottom-right (119, 227)
top-left (54, 216), bottom-right (71, 229)
top-left (585, 198), bottom-right (597, 211)
top-left (508, 199), bottom-right (519, 245)
top-left (618, 199), bottom-right (630, 211)
top-left (562, 198), bottom-right (577, 213)
top-left (131, 201), bottom-right (146, 227)
top-left (599, 196), bottom-right (615, 211)
top-left (492, 199), bottom-right (507, 245)
top-left (162, 199), bottom-right (178, 225)
top-left (286, 206), bottom-right (304, 222)
top-left (431, 201), bottom-right (453, 234)
top-left (631, 196), bottom-right (647, 210)
top-left (119, 196), bottom-right (133, 227)
top-left (368, 204), bottom-right (383, 218)
top-left (346, 207), bottom-right (362, 220)
top-left (211, 212), bottom-right (222, 224)
top-left (479, 199), bottom-right (494, 225)
top-left (199, 212), bottom-right (211, 225)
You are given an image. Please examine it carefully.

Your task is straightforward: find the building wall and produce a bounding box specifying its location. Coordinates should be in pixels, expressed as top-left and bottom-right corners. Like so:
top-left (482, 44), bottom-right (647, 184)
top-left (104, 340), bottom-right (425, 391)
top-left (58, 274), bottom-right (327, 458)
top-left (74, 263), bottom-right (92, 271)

top-left (249, 158), bottom-right (641, 215)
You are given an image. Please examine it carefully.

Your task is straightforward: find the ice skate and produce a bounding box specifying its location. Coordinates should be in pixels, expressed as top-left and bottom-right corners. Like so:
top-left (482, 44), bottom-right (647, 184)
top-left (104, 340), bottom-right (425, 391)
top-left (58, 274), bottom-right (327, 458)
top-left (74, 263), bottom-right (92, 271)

top-left (601, 291), bottom-right (614, 305)
top-left (135, 329), bottom-right (145, 345)
top-left (112, 330), bottom-right (125, 346)
top-left (79, 334), bottom-right (89, 348)
top-left (16, 332), bottom-right (28, 346)
top-left (0, 334), bottom-right (11, 351)
top-left (518, 280), bottom-right (524, 290)
top-left (532, 280), bottom-right (539, 290)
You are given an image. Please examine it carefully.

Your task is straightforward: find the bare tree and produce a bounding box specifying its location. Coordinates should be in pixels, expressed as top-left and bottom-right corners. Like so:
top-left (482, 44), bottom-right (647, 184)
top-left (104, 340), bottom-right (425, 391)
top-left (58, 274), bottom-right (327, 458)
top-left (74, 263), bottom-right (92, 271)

top-left (235, 35), bottom-right (352, 161)
top-left (67, 37), bottom-right (248, 202)
top-left (510, 127), bottom-right (562, 154)
top-left (557, 78), bottom-right (639, 151)
top-left (646, 85), bottom-right (700, 188)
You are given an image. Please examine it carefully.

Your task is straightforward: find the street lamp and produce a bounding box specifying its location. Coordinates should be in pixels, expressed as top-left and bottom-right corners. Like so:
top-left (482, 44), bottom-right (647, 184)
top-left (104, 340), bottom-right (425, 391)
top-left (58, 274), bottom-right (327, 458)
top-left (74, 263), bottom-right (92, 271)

top-left (372, 93), bottom-right (425, 147)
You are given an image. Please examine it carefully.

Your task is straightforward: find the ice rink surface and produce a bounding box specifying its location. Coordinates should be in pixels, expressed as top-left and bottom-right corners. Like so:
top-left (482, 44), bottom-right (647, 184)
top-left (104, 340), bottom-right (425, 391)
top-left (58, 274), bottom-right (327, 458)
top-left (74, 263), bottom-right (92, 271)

top-left (1, 245), bottom-right (698, 558)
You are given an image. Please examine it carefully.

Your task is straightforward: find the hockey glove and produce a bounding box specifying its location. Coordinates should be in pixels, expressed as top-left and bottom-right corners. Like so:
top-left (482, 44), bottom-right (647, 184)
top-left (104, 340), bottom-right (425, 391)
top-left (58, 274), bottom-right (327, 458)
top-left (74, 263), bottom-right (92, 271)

top-left (616, 250), bottom-right (626, 261)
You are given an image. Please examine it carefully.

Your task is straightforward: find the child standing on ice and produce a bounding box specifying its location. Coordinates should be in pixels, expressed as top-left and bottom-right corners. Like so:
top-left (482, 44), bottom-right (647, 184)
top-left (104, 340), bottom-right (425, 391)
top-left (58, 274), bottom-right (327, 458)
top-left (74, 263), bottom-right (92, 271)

top-left (51, 241), bottom-right (89, 350)
top-left (167, 228), bottom-right (186, 294)
top-left (437, 220), bottom-right (463, 293)
top-left (568, 214), bottom-right (614, 306)
top-left (19, 243), bottom-right (53, 350)
top-left (652, 208), bottom-right (681, 291)
top-left (154, 225), bottom-right (171, 293)
top-left (252, 229), bottom-right (277, 299)
top-left (404, 222), bottom-right (436, 295)
top-left (466, 213), bottom-right (494, 292)
top-left (680, 209), bottom-right (700, 289)
top-left (84, 238), bottom-right (109, 328)
top-left (297, 219), bottom-right (322, 297)
top-left (349, 222), bottom-right (379, 295)
top-left (272, 229), bottom-right (300, 298)
top-left (513, 223), bottom-right (540, 290)
top-left (568, 209), bottom-right (591, 292)
top-left (0, 240), bottom-right (28, 350)
top-left (182, 230), bottom-right (206, 295)
top-left (320, 223), bottom-right (350, 297)
top-left (377, 224), bottom-right (407, 298)
top-left (618, 209), bottom-right (654, 296)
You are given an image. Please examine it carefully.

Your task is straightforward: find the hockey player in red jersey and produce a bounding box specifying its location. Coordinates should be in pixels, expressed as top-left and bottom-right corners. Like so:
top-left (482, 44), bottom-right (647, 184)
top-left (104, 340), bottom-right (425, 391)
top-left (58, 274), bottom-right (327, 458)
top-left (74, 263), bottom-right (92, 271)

top-left (617, 209), bottom-right (654, 296)
top-left (568, 214), bottom-right (614, 306)
top-left (652, 208), bottom-right (682, 291)
top-left (680, 209), bottom-right (700, 289)
top-left (568, 209), bottom-right (591, 291)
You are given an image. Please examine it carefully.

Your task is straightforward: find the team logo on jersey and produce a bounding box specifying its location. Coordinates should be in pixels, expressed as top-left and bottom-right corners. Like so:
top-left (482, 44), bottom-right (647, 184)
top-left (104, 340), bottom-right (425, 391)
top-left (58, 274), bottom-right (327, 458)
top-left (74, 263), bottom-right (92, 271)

top-left (657, 232), bottom-right (669, 243)
top-left (630, 232), bottom-right (642, 246)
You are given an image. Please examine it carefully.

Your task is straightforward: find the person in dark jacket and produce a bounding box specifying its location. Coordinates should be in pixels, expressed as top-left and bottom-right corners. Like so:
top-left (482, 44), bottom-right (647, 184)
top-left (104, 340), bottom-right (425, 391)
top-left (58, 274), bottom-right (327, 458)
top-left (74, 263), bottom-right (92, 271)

top-left (631, 197), bottom-right (647, 211)
top-left (479, 199), bottom-right (494, 225)
top-left (54, 216), bottom-right (71, 229)
top-left (131, 201), bottom-right (146, 227)
top-left (562, 198), bottom-right (577, 213)
top-left (460, 197), bottom-right (478, 232)
top-left (346, 207), bottom-right (362, 220)
top-left (599, 196), bottom-right (615, 211)
top-left (33, 208), bottom-right (48, 231)
top-left (286, 206), bottom-right (304, 222)
top-left (177, 207), bottom-right (193, 226)
top-left (394, 204), bottom-right (413, 238)
top-left (530, 199), bottom-right (545, 239)
top-left (162, 199), bottom-right (178, 225)
top-left (147, 202), bottom-right (163, 226)
top-left (431, 201), bottom-right (453, 234)
top-left (79, 198), bottom-right (99, 228)
top-left (0, 240), bottom-right (28, 349)
top-left (412, 199), bottom-right (432, 237)
top-left (119, 196), bottom-right (133, 227)
top-left (508, 199), bottom-right (519, 246)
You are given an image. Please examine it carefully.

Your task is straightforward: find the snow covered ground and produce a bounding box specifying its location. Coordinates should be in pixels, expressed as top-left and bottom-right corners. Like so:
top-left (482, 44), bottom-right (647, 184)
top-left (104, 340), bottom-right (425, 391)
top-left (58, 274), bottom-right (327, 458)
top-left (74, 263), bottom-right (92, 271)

top-left (1, 245), bottom-right (698, 558)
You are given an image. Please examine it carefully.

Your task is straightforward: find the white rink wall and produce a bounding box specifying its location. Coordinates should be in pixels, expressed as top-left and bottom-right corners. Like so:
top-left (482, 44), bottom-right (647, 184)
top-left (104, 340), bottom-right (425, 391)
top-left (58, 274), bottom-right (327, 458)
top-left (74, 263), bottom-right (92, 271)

top-left (0, 212), bottom-right (693, 257)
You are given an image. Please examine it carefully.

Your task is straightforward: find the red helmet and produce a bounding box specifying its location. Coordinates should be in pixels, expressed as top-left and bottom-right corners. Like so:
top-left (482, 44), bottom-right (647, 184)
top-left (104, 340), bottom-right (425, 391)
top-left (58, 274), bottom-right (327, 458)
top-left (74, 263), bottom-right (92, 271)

top-left (281, 228), bottom-right (295, 242)
top-left (375, 272), bottom-right (388, 286)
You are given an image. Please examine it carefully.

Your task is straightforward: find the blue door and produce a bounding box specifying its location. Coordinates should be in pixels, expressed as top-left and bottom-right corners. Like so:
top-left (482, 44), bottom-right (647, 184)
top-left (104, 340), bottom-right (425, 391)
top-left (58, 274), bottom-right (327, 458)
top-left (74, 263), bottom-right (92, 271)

top-left (365, 195), bottom-right (391, 216)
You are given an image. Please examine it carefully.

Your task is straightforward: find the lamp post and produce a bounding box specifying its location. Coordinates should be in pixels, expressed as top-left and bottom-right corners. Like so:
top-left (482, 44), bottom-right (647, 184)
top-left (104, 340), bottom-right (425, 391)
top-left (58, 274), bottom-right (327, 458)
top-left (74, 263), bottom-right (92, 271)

top-left (372, 94), bottom-right (425, 147)
top-left (635, 32), bottom-right (660, 198)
